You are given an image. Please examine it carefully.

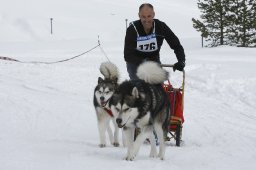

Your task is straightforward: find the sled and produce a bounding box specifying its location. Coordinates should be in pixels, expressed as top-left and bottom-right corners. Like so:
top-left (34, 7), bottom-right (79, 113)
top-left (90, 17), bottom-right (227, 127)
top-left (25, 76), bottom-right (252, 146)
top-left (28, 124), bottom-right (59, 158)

top-left (161, 64), bottom-right (185, 147)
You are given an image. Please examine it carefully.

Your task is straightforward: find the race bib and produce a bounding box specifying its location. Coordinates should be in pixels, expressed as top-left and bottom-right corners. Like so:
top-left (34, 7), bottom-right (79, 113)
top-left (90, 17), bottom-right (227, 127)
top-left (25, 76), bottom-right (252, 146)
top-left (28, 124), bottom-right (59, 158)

top-left (136, 33), bottom-right (158, 52)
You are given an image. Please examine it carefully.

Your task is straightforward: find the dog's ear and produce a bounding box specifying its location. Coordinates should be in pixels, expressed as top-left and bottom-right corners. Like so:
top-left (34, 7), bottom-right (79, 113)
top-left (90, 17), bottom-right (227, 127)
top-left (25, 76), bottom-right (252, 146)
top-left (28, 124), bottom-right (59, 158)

top-left (139, 92), bottom-right (146, 100)
top-left (98, 77), bottom-right (104, 84)
top-left (132, 87), bottom-right (139, 99)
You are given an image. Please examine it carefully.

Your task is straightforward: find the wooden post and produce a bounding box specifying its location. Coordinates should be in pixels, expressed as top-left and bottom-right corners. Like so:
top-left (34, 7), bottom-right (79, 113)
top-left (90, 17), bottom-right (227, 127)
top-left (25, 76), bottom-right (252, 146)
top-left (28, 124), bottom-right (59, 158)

top-left (50, 18), bottom-right (53, 34)
top-left (201, 35), bottom-right (203, 48)
top-left (125, 19), bottom-right (128, 29)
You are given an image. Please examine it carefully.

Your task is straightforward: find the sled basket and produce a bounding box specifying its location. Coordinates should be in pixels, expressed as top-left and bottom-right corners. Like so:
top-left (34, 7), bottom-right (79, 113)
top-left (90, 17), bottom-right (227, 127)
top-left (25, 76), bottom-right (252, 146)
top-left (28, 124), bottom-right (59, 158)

top-left (163, 80), bottom-right (184, 129)
top-left (161, 64), bottom-right (185, 146)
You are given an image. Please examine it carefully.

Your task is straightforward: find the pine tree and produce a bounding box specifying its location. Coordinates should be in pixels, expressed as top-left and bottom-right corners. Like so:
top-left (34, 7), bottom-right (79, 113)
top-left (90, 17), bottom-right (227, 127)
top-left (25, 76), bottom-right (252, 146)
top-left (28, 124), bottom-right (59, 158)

top-left (228, 0), bottom-right (256, 47)
top-left (252, 1), bottom-right (256, 46)
top-left (192, 0), bottom-right (231, 47)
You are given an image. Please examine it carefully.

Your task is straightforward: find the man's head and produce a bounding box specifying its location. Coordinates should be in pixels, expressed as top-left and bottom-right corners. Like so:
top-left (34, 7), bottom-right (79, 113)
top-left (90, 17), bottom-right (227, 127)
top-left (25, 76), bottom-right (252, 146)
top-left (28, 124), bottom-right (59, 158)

top-left (138, 3), bottom-right (155, 32)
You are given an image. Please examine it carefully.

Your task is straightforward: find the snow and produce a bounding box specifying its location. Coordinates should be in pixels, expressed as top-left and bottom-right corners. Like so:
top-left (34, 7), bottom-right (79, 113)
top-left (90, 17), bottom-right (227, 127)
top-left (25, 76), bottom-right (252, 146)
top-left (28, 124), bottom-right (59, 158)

top-left (0, 0), bottom-right (256, 170)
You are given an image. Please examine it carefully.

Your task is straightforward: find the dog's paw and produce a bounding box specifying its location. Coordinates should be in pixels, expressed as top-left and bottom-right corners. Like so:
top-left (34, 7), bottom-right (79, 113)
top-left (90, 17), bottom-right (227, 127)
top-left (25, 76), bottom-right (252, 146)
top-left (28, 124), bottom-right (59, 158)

top-left (149, 151), bottom-right (157, 158)
top-left (99, 144), bottom-right (106, 148)
top-left (113, 142), bottom-right (120, 147)
top-left (124, 155), bottom-right (135, 161)
top-left (157, 154), bottom-right (165, 160)
top-left (124, 152), bottom-right (137, 161)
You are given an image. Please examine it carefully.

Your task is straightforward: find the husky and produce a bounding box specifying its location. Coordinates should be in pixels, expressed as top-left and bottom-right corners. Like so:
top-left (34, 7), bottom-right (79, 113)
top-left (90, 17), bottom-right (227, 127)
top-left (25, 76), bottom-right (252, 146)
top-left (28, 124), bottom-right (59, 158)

top-left (110, 61), bottom-right (170, 160)
top-left (93, 61), bottom-right (121, 148)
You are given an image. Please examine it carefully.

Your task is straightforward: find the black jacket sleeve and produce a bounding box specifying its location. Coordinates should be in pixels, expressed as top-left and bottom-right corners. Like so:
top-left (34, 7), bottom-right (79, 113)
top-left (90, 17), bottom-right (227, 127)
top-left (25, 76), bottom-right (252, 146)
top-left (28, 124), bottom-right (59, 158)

top-left (124, 25), bottom-right (141, 64)
top-left (161, 22), bottom-right (186, 63)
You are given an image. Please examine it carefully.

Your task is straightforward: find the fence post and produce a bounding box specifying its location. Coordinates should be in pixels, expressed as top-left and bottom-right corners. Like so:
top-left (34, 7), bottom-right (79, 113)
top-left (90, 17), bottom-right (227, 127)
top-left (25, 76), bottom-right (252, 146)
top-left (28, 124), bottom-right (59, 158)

top-left (125, 19), bottom-right (128, 29)
top-left (50, 18), bottom-right (53, 34)
top-left (201, 35), bottom-right (203, 48)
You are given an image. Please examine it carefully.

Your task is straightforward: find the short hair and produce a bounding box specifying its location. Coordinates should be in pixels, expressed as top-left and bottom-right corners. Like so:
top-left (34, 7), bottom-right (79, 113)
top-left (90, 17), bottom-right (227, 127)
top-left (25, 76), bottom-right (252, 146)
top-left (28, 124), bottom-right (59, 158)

top-left (139, 3), bottom-right (154, 11)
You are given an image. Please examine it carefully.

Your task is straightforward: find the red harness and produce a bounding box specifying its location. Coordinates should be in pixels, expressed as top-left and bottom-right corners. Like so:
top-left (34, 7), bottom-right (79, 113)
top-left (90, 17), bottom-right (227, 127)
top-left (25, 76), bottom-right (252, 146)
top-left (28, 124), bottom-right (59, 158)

top-left (104, 108), bottom-right (114, 117)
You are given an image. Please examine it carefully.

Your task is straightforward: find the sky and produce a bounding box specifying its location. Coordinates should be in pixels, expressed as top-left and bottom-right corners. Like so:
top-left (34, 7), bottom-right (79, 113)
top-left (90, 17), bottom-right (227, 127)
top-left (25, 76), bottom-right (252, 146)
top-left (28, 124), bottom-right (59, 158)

top-left (0, 1), bottom-right (256, 170)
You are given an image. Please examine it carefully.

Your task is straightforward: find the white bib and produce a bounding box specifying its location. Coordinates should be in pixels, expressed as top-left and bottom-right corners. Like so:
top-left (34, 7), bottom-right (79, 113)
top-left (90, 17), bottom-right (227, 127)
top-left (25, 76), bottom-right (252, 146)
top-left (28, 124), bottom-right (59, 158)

top-left (137, 34), bottom-right (158, 52)
top-left (132, 22), bottom-right (158, 52)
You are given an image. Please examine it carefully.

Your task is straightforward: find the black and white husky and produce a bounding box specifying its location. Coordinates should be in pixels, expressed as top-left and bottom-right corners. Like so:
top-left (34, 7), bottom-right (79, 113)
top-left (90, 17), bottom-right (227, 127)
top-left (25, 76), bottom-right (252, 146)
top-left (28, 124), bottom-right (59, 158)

top-left (110, 61), bottom-right (170, 160)
top-left (93, 62), bottom-right (121, 148)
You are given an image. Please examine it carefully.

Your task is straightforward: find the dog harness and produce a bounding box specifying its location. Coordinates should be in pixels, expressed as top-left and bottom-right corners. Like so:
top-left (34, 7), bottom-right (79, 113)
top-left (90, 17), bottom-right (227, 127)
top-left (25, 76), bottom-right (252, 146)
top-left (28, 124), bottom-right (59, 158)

top-left (104, 108), bottom-right (114, 117)
top-left (131, 21), bottom-right (158, 52)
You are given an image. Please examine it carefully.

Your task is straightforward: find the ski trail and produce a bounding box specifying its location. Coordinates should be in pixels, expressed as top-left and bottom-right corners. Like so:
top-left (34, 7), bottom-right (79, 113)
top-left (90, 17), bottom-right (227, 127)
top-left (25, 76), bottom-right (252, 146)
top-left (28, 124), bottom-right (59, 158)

top-left (184, 62), bottom-right (256, 163)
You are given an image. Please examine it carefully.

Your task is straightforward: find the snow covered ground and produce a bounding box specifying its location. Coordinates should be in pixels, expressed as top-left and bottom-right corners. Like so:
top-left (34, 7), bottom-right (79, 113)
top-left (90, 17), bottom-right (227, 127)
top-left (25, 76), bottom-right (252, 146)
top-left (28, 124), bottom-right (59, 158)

top-left (1, 0), bottom-right (256, 170)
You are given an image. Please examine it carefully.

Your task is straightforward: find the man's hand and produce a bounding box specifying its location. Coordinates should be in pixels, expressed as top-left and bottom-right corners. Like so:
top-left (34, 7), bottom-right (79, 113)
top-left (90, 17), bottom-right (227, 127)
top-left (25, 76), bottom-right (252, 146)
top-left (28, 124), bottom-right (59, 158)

top-left (173, 61), bottom-right (185, 72)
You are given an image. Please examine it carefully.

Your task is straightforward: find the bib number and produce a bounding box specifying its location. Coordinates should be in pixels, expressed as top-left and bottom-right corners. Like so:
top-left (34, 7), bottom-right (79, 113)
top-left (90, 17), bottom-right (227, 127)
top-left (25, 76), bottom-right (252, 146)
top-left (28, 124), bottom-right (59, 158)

top-left (136, 33), bottom-right (158, 52)
top-left (138, 42), bottom-right (156, 51)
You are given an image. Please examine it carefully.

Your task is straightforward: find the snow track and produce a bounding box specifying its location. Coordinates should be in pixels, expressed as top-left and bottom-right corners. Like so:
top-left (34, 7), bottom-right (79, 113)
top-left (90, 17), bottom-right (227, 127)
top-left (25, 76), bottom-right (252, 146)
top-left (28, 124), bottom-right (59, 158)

top-left (0, 0), bottom-right (256, 168)
top-left (1, 45), bottom-right (256, 170)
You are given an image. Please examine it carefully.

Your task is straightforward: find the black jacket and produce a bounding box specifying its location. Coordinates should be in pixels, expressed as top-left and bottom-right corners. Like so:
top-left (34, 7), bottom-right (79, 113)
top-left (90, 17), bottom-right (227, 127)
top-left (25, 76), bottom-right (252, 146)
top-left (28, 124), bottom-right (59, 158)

top-left (124, 19), bottom-right (185, 65)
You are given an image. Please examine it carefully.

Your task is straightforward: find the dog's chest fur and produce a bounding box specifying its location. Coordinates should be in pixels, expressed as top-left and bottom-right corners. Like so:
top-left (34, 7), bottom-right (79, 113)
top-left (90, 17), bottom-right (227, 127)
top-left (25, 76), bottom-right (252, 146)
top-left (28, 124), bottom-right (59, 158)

top-left (95, 106), bottom-right (111, 120)
top-left (134, 112), bottom-right (151, 128)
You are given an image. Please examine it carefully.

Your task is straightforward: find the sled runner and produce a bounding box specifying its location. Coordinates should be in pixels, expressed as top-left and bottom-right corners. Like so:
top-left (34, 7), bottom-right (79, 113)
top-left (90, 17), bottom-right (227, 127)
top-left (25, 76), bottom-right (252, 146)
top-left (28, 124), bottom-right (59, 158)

top-left (162, 64), bottom-right (185, 147)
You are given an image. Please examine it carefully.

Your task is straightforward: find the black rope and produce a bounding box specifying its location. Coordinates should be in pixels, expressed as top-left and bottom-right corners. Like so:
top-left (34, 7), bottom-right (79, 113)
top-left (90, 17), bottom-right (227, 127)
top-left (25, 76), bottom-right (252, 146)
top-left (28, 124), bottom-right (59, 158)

top-left (1, 36), bottom-right (110, 64)
top-left (20, 43), bottom-right (101, 64)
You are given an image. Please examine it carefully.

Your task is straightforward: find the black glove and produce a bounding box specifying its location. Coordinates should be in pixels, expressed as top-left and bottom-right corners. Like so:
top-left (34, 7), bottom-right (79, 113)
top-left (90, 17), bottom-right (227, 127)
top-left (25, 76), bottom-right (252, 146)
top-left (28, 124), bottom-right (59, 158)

top-left (173, 61), bottom-right (185, 72)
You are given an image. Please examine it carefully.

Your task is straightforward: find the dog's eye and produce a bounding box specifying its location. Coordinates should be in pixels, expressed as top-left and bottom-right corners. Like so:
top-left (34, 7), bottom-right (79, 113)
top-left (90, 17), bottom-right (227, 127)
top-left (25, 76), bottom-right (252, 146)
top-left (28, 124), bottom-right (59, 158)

top-left (123, 108), bottom-right (130, 112)
top-left (115, 107), bottom-right (120, 112)
top-left (105, 91), bottom-right (109, 94)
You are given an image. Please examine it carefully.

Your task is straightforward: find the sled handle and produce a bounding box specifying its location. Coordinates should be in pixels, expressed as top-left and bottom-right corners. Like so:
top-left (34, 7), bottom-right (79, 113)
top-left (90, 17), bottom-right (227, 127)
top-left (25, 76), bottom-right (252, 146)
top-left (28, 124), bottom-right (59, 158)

top-left (160, 64), bottom-right (185, 85)
top-left (161, 64), bottom-right (185, 111)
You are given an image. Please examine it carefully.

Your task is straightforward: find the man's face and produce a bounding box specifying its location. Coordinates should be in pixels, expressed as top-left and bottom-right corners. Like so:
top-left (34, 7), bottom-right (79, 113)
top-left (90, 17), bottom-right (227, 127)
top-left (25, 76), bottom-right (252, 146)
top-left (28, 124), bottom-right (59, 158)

top-left (138, 6), bottom-right (155, 31)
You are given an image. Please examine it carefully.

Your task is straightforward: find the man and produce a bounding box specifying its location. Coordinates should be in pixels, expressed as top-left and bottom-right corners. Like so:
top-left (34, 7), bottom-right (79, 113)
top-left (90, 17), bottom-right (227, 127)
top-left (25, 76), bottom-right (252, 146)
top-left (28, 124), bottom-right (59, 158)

top-left (124, 3), bottom-right (186, 80)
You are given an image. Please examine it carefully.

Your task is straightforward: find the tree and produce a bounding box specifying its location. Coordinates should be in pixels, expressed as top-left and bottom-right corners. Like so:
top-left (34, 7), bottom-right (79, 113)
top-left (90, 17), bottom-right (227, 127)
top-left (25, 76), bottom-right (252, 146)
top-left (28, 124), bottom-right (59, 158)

top-left (228, 0), bottom-right (256, 47)
top-left (192, 0), bottom-right (231, 47)
top-left (193, 0), bottom-right (256, 47)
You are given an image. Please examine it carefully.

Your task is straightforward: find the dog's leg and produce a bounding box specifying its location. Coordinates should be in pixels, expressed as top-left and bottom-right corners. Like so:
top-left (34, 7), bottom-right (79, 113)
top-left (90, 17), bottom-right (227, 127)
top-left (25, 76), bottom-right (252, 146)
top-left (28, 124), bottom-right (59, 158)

top-left (112, 118), bottom-right (120, 147)
top-left (123, 127), bottom-right (134, 159)
top-left (107, 123), bottom-right (114, 145)
top-left (154, 123), bottom-right (166, 160)
top-left (98, 119), bottom-right (109, 148)
top-left (126, 126), bottom-right (151, 161)
top-left (149, 131), bottom-right (157, 158)
top-left (122, 129), bottom-right (126, 147)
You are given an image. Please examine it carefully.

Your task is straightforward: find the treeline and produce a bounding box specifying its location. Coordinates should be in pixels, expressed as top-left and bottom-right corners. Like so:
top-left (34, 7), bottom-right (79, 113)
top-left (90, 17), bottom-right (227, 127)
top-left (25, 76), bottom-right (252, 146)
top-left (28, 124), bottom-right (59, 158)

top-left (192, 0), bottom-right (256, 47)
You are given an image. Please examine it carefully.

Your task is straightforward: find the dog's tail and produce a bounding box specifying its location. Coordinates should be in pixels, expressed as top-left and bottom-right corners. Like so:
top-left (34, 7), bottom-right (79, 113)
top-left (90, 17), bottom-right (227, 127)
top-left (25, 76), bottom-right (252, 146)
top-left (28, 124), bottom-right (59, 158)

top-left (100, 61), bottom-right (119, 82)
top-left (136, 61), bottom-right (168, 84)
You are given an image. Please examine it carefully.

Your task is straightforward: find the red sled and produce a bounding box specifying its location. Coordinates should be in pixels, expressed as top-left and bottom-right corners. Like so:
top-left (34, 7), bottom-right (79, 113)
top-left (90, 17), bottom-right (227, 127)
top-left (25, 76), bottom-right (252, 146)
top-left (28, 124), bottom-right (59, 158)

top-left (162, 64), bottom-right (185, 147)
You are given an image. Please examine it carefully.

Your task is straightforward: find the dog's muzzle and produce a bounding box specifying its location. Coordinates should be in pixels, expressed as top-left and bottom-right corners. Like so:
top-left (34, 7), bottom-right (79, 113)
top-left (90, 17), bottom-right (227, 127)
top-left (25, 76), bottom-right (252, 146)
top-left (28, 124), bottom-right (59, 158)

top-left (100, 101), bottom-right (107, 107)
top-left (100, 97), bottom-right (109, 107)
top-left (116, 118), bottom-right (124, 128)
top-left (116, 117), bottom-right (130, 128)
